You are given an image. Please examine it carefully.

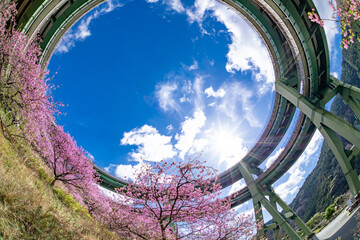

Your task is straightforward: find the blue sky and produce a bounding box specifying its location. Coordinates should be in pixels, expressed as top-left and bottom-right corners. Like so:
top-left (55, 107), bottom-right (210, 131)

top-left (48, 0), bottom-right (343, 219)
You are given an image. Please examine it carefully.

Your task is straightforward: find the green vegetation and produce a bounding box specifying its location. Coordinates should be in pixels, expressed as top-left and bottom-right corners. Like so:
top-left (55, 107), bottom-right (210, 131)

top-left (306, 212), bottom-right (325, 230)
top-left (0, 126), bottom-right (118, 239)
top-left (324, 204), bottom-right (335, 220)
top-left (52, 188), bottom-right (91, 218)
top-left (288, 194), bottom-right (349, 238)
top-left (290, 22), bottom-right (360, 222)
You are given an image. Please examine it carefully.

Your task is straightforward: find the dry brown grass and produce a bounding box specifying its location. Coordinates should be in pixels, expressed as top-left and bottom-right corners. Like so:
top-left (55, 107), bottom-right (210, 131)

top-left (0, 127), bottom-right (119, 240)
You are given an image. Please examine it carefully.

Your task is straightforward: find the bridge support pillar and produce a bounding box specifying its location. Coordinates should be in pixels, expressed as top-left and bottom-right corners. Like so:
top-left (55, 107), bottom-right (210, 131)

top-left (238, 162), bottom-right (315, 239)
top-left (268, 194), bottom-right (281, 238)
top-left (337, 79), bottom-right (360, 121)
top-left (276, 79), bottom-right (360, 197)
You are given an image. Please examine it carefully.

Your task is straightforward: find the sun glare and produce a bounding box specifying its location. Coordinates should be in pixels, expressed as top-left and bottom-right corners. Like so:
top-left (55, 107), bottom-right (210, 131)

top-left (208, 125), bottom-right (248, 167)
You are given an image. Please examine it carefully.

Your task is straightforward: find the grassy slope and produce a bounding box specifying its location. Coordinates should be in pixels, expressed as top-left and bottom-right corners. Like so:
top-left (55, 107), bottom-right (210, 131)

top-left (0, 125), bottom-right (119, 239)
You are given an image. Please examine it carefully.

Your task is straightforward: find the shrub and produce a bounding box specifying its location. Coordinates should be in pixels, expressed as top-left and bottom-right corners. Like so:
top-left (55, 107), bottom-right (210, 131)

top-left (307, 212), bottom-right (325, 229)
top-left (52, 188), bottom-right (89, 217)
top-left (325, 203), bottom-right (336, 220)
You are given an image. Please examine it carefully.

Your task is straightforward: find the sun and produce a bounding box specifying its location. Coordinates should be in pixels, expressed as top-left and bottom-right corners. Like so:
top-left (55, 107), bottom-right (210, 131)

top-left (207, 124), bottom-right (248, 167)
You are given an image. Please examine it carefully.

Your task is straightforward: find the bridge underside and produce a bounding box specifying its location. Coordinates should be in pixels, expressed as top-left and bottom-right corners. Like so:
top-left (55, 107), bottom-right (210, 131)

top-left (15, 0), bottom-right (360, 238)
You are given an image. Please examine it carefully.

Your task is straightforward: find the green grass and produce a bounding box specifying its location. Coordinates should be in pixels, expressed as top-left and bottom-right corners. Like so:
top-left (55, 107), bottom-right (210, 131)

top-left (0, 126), bottom-right (119, 239)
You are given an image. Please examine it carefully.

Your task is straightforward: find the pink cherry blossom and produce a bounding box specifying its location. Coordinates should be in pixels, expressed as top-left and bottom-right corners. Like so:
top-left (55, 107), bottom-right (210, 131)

top-left (0, 2), bottom-right (256, 238)
top-left (308, 0), bottom-right (360, 49)
top-left (114, 157), bottom-right (256, 239)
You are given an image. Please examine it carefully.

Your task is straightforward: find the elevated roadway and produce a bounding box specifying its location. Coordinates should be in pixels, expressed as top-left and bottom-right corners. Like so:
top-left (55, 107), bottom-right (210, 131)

top-left (15, 0), bottom-right (360, 238)
top-left (15, 0), bottom-right (329, 198)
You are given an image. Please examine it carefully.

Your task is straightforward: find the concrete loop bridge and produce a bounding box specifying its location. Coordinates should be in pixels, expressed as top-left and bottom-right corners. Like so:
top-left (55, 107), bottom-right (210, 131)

top-left (15, 0), bottom-right (360, 238)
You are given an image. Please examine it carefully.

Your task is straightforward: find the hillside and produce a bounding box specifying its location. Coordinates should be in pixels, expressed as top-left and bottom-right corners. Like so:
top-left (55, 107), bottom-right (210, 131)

top-left (290, 23), bottom-right (360, 222)
top-left (0, 125), bottom-right (118, 239)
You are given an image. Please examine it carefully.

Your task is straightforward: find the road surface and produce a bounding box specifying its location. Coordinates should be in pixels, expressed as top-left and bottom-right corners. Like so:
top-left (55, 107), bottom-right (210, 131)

top-left (316, 206), bottom-right (359, 240)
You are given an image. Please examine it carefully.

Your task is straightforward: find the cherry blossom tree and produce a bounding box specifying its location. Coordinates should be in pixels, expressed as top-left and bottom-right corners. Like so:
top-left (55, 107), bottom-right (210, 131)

top-left (0, 1), bottom-right (56, 153)
top-left (308, 0), bottom-right (360, 49)
top-left (1, 4), bottom-right (255, 239)
top-left (0, 1), bottom-right (15, 31)
top-left (0, 0), bottom-right (97, 203)
top-left (113, 157), bottom-right (255, 240)
top-left (47, 124), bottom-right (98, 188)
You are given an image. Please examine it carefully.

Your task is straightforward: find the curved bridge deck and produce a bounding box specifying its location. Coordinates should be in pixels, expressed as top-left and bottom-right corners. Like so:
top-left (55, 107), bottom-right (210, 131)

top-left (16, 0), bottom-right (360, 239)
top-left (15, 0), bottom-right (330, 205)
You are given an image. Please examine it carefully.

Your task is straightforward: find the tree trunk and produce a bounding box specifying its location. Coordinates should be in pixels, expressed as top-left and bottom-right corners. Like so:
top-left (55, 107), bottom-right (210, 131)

top-left (161, 225), bottom-right (167, 240)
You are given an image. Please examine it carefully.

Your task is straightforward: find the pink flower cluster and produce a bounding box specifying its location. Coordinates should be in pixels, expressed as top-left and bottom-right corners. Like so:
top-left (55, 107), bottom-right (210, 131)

top-left (113, 158), bottom-right (256, 239)
top-left (308, 9), bottom-right (324, 27)
top-left (0, 0), bottom-right (102, 215)
top-left (330, 0), bottom-right (360, 49)
top-left (308, 1), bottom-right (360, 49)
top-left (0, 2), bottom-right (256, 239)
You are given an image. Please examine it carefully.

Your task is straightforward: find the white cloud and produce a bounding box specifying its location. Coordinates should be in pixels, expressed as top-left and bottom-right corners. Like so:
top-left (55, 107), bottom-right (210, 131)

top-left (175, 110), bottom-right (206, 158)
top-left (228, 179), bottom-right (246, 196)
top-left (274, 168), bottom-right (304, 198)
top-left (167, 0), bottom-right (185, 13)
top-left (265, 147), bottom-right (284, 169)
top-left (166, 124), bottom-right (174, 132)
top-left (105, 162), bottom-right (151, 182)
top-left (332, 71), bottom-right (339, 79)
top-left (104, 165), bottom-right (113, 173)
top-left (208, 102), bottom-right (215, 107)
top-left (179, 80), bottom-right (193, 103)
top-left (54, 32), bottom-right (76, 54)
top-left (192, 137), bottom-right (208, 153)
top-left (193, 76), bottom-right (205, 110)
top-left (114, 163), bottom-right (144, 180)
top-left (218, 82), bottom-right (262, 128)
top-left (74, 17), bottom-right (92, 40)
top-left (86, 152), bottom-right (95, 161)
top-left (147, 0), bottom-right (184, 12)
top-left (181, 0), bottom-right (334, 95)
top-left (179, 95), bottom-right (191, 103)
top-left (121, 124), bottom-right (177, 162)
top-left (274, 130), bottom-right (323, 200)
top-left (188, 60), bottom-right (199, 71)
top-left (185, 0), bottom-right (275, 94)
top-left (182, 80), bottom-right (193, 93)
top-left (156, 82), bottom-right (180, 112)
top-left (116, 77), bottom-right (261, 175)
top-left (313, 0), bottom-right (339, 53)
top-left (113, 164), bottom-right (135, 179)
top-left (205, 86), bottom-right (226, 98)
top-left (55, 0), bottom-right (123, 54)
